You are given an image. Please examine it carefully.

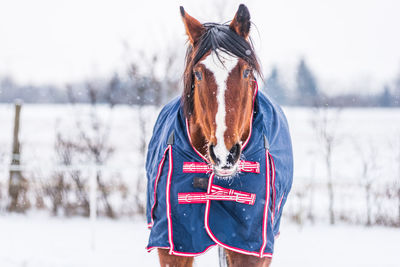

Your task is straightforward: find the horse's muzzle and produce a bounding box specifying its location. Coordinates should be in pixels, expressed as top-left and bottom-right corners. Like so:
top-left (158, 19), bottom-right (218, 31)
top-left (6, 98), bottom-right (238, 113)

top-left (209, 143), bottom-right (242, 177)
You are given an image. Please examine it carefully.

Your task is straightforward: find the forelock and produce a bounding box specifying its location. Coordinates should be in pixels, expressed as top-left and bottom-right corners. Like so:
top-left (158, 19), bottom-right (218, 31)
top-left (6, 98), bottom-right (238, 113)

top-left (193, 23), bottom-right (259, 72)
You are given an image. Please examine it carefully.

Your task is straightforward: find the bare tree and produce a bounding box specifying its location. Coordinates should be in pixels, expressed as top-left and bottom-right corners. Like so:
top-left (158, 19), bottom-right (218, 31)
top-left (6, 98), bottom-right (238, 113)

top-left (307, 155), bottom-right (317, 223)
top-left (81, 83), bottom-right (116, 218)
top-left (310, 105), bottom-right (342, 224)
top-left (47, 133), bottom-right (91, 216)
top-left (354, 140), bottom-right (378, 226)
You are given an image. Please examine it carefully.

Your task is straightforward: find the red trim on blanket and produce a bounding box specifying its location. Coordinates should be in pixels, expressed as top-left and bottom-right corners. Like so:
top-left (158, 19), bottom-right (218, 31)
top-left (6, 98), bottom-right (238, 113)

top-left (146, 246), bottom-right (170, 252)
top-left (204, 170), bottom-right (273, 258)
top-left (170, 244), bottom-right (217, 257)
top-left (165, 145), bottom-right (174, 254)
top-left (149, 147), bottom-right (170, 228)
top-left (259, 150), bottom-right (271, 257)
top-left (270, 153), bottom-right (277, 224)
top-left (146, 244), bottom-right (217, 257)
top-left (178, 184), bottom-right (256, 205)
top-left (182, 161), bottom-right (211, 173)
top-left (182, 160), bottom-right (260, 174)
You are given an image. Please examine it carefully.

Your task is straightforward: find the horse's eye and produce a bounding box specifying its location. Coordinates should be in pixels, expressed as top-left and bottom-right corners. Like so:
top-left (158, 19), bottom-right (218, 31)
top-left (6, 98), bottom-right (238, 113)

top-left (194, 71), bottom-right (202, 81)
top-left (243, 69), bottom-right (251, 78)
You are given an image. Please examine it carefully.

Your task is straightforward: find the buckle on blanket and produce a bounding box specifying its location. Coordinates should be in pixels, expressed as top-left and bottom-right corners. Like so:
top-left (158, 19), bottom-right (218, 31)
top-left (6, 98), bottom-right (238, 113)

top-left (183, 161), bottom-right (260, 174)
top-left (193, 177), bottom-right (208, 190)
top-left (178, 185), bottom-right (256, 205)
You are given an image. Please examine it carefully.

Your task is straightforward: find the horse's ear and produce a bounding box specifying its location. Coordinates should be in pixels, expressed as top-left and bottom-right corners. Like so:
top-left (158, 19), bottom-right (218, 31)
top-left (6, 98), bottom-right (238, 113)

top-left (229, 4), bottom-right (251, 39)
top-left (180, 6), bottom-right (204, 45)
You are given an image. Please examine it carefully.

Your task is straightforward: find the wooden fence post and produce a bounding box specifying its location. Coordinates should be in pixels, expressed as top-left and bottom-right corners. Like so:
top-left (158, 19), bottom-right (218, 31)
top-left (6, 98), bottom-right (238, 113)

top-left (7, 100), bottom-right (30, 212)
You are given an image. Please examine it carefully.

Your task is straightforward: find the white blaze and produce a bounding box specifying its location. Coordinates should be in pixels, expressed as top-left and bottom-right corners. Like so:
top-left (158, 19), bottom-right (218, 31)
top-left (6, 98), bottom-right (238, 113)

top-left (202, 52), bottom-right (238, 166)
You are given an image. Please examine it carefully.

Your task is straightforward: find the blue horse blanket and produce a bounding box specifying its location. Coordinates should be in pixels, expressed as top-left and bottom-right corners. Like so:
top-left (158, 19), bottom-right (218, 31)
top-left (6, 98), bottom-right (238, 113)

top-left (146, 90), bottom-right (293, 258)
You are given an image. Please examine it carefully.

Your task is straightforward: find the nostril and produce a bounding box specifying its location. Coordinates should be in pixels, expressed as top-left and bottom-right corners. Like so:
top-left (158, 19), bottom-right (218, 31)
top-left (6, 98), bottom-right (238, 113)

top-left (229, 143), bottom-right (239, 155)
top-left (227, 143), bottom-right (241, 166)
top-left (209, 144), bottom-right (220, 165)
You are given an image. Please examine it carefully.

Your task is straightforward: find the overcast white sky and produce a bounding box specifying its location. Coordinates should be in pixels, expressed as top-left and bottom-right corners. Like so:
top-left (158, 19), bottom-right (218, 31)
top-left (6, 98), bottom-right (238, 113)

top-left (0, 0), bottom-right (399, 94)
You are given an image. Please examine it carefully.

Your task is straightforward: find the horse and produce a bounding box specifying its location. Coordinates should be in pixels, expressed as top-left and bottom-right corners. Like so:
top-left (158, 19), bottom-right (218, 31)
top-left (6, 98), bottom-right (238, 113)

top-left (145, 4), bottom-right (293, 267)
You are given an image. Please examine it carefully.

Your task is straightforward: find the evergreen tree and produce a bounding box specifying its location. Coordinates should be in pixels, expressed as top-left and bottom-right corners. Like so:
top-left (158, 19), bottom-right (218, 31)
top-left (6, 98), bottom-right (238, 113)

top-left (296, 58), bottom-right (319, 105)
top-left (264, 67), bottom-right (287, 105)
top-left (394, 74), bottom-right (400, 107)
top-left (380, 85), bottom-right (391, 107)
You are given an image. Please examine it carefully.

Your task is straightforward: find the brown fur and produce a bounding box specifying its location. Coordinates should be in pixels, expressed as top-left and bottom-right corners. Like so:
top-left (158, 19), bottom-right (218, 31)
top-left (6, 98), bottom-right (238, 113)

top-left (158, 248), bottom-right (272, 267)
top-left (158, 249), bottom-right (194, 267)
top-left (225, 249), bottom-right (272, 267)
top-left (224, 59), bottom-right (255, 148)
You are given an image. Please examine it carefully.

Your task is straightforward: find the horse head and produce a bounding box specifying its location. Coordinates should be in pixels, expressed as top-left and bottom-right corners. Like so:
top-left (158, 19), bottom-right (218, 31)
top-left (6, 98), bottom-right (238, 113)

top-left (181, 4), bottom-right (261, 177)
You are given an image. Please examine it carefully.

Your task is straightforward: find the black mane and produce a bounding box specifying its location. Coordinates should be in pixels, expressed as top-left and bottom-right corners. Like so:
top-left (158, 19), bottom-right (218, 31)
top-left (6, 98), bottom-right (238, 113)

top-left (194, 23), bottom-right (259, 68)
top-left (182, 23), bottom-right (260, 118)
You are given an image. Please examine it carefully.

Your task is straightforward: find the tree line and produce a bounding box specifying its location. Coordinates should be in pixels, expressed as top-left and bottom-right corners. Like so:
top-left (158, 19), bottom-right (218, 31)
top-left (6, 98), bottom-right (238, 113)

top-left (264, 58), bottom-right (400, 107)
top-left (1, 57), bottom-right (400, 107)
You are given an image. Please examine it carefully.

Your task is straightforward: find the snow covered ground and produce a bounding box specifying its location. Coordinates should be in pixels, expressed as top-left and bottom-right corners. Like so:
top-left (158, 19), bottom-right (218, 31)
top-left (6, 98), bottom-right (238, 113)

top-left (1, 104), bottom-right (400, 224)
top-left (1, 104), bottom-right (400, 223)
top-left (0, 214), bottom-right (399, 267)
